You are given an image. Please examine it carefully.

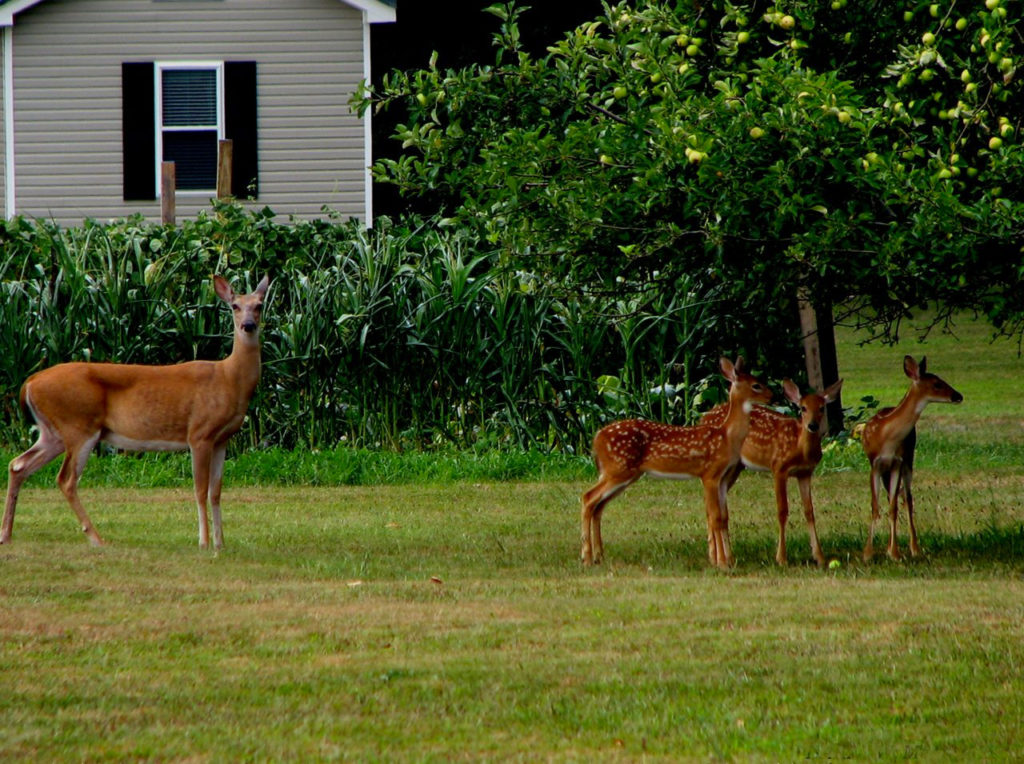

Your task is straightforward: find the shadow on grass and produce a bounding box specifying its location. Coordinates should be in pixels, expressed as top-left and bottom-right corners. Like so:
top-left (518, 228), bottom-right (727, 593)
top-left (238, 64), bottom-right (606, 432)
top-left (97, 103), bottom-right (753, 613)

top-left (582, 525), bottom-right (1024, 577)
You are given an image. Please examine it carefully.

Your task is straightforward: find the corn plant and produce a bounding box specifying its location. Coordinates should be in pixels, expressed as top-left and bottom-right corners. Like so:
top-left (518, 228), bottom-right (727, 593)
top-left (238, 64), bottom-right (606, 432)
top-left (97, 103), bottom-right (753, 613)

top-left (0, 207), bottom-right (735, 455)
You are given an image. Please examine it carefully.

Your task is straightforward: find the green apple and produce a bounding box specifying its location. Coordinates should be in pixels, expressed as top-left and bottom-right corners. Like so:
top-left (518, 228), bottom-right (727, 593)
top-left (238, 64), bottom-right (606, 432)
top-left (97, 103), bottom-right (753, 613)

top-left (989, 136), bottom-right (1003, 150)
top-left (613, 86), bottom-right (628, 99)
top-left (780, 15), bottom-right (796, 30)
top-left (749, 126), bottom-right (765, 139)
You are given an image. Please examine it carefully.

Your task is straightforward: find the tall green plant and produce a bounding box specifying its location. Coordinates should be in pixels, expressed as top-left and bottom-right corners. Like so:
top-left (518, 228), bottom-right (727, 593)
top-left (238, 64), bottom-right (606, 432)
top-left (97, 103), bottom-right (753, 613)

top-left (0, 208), bottom-right (740, 455)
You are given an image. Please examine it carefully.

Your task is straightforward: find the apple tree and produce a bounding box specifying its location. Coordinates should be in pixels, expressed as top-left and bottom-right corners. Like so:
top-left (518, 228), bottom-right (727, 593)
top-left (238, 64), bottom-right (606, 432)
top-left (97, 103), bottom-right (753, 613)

top-left (356, 1), bottom-right (1024, 422)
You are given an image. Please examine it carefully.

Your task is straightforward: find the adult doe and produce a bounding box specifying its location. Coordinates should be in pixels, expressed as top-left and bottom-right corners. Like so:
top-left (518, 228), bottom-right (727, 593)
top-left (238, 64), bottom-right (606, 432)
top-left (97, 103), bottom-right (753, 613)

top-left (2, 274), bottom-right (270, 549)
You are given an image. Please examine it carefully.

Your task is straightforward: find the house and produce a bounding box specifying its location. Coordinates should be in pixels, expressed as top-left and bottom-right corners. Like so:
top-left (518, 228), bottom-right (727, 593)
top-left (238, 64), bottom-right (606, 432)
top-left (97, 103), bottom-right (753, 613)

top-left (0, 0), bottom-right (396, 226)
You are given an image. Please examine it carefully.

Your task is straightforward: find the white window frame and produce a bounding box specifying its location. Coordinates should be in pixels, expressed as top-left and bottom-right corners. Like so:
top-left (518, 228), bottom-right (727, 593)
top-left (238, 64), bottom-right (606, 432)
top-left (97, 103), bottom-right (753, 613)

top-left (154, 61), bottom-right (224, 198)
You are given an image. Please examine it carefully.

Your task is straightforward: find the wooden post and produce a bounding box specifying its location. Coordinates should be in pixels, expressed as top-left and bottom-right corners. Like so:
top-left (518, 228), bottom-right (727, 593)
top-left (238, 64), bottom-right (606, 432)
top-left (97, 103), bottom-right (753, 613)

top-left (161, 161), bottom-right (176, 225)
top-left (217, 139), bottom-right (233, 200)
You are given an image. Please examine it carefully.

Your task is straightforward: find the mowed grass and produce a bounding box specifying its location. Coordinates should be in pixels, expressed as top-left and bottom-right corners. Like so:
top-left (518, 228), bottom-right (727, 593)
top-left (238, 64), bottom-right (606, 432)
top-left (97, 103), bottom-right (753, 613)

top-left (2, 314), bottom-right (1024, 761)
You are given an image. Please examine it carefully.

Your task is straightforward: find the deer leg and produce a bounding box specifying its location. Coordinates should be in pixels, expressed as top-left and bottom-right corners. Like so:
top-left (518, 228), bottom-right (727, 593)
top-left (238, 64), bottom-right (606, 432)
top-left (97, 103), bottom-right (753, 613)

top-left (885, 464), bottom-right (903, 561)
top-left (591, 503), bottom-right (605, 565)
top-left (773, 472), bottom-right (790, 566)
top-left (580, 475), bottom-right (635, 565)
top-left (580, 483), bottom-right (600, 565)
top-left (797, 475), bottom-right (825, 566)
top-left (704, 477), bottom-right (731, 569)
top-left (208, 443), bottom-right (228, 550)
top-left (190, 441), bottom-right (213, 549)
top-left (2, 426), bottom-right (66, 543)
top-left (725, 462), bottom-right (744, 491)
top-left (902, 464), bottom-right (921, 557)
top-left (702, 478), bottom-right (718, 565)
top-left (864, 465), bottom-right (884, 562)
top-left (717, 476), bottom-right (733, 568)
top-left (56, 432), bottom-right (104, 546)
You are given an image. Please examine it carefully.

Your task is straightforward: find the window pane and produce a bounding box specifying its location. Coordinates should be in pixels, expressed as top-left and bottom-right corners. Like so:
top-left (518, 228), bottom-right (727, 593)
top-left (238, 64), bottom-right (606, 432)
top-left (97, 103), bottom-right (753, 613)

top-left (163, 130), bottom-right (218, 190)
top-left (162, 69), bottom-right (217, 126)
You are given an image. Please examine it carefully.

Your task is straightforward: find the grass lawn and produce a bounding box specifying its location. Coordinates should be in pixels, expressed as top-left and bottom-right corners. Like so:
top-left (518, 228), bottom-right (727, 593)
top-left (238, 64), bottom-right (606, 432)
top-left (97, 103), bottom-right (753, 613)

top-left (1, 314), bottom-right (1023, 761)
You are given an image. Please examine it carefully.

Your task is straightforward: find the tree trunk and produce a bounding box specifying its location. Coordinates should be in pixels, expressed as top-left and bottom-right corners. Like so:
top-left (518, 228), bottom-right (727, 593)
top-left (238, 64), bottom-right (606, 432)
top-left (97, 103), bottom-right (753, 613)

top-left (798, 291), bottom-right (843, 434)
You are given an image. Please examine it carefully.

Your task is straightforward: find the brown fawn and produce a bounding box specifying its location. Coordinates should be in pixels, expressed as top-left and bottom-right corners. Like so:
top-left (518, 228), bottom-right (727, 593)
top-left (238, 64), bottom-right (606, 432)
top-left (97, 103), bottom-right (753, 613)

top-left (861, 355), bottom-right (962, 561)
top-left (702, 378), bottom-right (843, 566)
top-left (580, 357), bottom-right (772, 569)
top-left (2, 274), bottom-right (270, 549)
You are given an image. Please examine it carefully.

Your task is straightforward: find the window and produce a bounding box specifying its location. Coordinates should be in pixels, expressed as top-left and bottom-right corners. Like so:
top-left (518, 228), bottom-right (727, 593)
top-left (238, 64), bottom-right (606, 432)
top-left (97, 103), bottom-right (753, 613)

top-left (122, 61), bottom-right (258, 201)
top-left (158, 63), bottom-right (222, 192)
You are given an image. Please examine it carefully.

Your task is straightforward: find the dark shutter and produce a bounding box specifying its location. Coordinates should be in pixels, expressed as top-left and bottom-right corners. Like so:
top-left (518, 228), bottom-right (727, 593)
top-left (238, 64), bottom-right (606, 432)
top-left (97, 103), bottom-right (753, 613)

top-left (122, 62), bottom-right (156, 201)
top-left (224, 61), bottom-right (258, 198)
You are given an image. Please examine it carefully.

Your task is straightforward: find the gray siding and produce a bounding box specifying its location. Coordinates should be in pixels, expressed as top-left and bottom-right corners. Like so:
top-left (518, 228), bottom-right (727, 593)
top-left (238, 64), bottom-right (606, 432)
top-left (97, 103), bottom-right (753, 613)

top-left (7, 0), bottom-right (371, 225)
top-left (0, 28), bottom-right (6, 218)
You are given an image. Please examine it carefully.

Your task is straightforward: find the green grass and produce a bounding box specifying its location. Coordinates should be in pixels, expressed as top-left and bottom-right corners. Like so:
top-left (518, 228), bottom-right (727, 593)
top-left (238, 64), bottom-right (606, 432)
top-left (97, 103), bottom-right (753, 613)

top-left (2, 312), bottom-right (1024, 761)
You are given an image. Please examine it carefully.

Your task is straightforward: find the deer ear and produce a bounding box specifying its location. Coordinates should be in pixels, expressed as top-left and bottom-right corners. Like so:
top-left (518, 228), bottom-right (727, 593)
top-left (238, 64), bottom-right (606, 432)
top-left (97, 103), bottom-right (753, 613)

top-left (822, 378), bottom-right (843, 403)
top-left (254, 275), bottom-right (270, 298)
top-left (213, 275), bottom-right (234, 303)
top-left (719, 356), bottom-right (737, 381)
top-left (918, 356), bottom-right (927, 375)
top-left (783, 379), bottom-right (801, 405)
top-left (903, 355), bottom-right (920, 381)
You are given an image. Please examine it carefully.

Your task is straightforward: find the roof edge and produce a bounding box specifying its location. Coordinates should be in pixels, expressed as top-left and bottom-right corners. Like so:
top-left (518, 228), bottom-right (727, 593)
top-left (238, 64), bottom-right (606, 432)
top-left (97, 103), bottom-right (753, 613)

top-left (0, 0), bottom-right (396, 27)
top-left (339, 0), bottom-right (396, 24)
top-left (0, 0), bottom-right (46, 27)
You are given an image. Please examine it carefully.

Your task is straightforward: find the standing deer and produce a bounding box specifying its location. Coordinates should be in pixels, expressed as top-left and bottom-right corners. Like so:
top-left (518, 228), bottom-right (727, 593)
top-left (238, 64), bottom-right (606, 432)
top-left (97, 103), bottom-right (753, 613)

top-left (702, 378), bottom-right (843, 566)
top-left (861, 355), bottom-right (962, 561)
top-left (580, 357), bottom-right (772, 569)
top-left (2, 274), bottom-right (270, 549)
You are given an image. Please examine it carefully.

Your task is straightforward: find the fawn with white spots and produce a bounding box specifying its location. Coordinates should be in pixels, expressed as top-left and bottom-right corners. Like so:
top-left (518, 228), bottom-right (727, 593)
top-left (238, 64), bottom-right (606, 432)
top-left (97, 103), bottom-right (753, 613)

top-left (702, 378), bottom-right (843, 566)
top-left (2, 275), bottom-right (270, 549)
top-left (580, 357), bottom-right (771, 569)
top-left (861, 355), bottom-right (962, 561)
